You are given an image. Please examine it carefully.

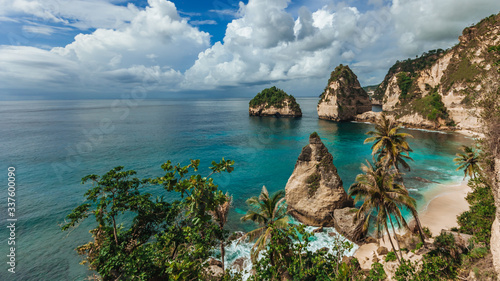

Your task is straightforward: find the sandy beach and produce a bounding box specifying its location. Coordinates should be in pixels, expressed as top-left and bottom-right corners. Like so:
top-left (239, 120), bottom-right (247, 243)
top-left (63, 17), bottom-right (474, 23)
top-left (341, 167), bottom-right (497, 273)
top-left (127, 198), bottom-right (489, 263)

top-left (418, 180), bottom-right (471, 235)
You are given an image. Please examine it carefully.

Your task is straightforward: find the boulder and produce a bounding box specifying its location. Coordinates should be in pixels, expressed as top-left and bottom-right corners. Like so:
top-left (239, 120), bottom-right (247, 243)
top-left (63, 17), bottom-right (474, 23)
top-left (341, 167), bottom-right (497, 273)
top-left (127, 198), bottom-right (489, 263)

top-left (205, 258), bottom-right (224, 279)
top-left (317, 64), bottom-right (371, 121)
top-left (377, 246), bottom-right (388, 255)
top-left (206, 265), bottom-right (224, 279)
top-left (313, 226), bottom-right (324, 234)
top-left (227, 231), bottom-right (245, 242)
top-left (441, 230), bottom-right (474, 249)
top-left (364, 236), bottom-right (378, 244)
top-left (285, 133), bottom-right (354, 226)
top-left (231, 257), bottom-right (248, 272)
top-left (395, 232), bottom-right (420, 250)
top-left (333, 207), bottom-right (367, 243)
top-left (208, 258), bottom-right (223, 267)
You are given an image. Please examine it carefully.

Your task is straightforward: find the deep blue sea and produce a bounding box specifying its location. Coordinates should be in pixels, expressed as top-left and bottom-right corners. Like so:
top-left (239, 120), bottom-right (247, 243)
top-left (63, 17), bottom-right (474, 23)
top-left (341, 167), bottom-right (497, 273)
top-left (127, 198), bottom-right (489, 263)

top-left (0, 98), bottom-right (472, 280)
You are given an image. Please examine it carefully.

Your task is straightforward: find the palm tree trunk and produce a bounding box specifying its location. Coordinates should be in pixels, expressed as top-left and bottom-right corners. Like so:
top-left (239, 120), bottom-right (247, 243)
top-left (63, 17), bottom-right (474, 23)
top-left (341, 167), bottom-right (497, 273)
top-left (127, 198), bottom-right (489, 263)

top-left (221, 240), bottom-right (225, 272)
top-left (388, 215), bottom-right (403, 261)
top-left (385, 221), bottom-right (401, 264)
top-left (412, 211), bottom-right (426, 244)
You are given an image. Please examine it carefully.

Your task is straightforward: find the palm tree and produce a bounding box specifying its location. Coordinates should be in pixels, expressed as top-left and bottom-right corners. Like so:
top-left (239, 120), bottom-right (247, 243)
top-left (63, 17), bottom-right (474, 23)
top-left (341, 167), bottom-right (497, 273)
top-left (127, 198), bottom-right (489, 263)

top-left (349, 161), bottom-right (425, 263)
top-left (364, 113), bottom-right (414, 172)
top-left (240, 186), bottom-right (288, 262)
top-left (209, 193), bottom-right (232, 271)
top-left (454, 145), bottom-right (481, 179)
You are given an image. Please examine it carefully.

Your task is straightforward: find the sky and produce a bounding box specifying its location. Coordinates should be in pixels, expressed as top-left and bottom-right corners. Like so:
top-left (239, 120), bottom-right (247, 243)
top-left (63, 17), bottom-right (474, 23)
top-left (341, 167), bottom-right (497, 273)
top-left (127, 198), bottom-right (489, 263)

top-left (1, 0), bottom-right (500, 100)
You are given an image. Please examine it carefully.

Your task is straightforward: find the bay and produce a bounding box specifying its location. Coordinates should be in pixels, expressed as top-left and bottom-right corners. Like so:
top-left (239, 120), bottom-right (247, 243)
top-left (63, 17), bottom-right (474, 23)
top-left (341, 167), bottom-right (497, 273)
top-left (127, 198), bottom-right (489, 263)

top-left (0, 98), bottom-right (472, 280)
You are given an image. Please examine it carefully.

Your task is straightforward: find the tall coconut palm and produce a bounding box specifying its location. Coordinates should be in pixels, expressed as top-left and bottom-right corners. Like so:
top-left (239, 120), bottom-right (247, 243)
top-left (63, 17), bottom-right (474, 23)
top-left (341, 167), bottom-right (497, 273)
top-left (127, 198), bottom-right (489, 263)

top-left (454, 145), bottom-right (481, 179)
top-left (240, 186), bottom-right (288, 262)
top-left (364, 113), bottom-right (414, 172)
top-left (349, 161), bottom-right (425, 263)
top-left (209, 193), bottom-right (232, 271)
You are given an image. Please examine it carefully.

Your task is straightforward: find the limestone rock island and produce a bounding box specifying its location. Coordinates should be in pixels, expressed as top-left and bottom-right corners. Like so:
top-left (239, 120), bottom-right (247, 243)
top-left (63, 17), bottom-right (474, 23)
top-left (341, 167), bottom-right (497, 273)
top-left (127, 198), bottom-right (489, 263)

top-left (317, 64), bottom-right (371, 121)
top-left (285, 132), bottom-right (354, 226)
top-left (249, 86), bottom-right (302, 117)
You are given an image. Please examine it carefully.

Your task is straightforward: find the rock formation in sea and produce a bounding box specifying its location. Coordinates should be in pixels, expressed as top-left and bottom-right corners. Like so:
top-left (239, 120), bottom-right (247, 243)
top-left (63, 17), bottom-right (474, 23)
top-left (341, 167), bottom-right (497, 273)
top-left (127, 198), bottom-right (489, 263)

top-left (317, 64), bottom-right (371, 121)
top-left (285, 133), bottom-right (366, 242)
top-left (370, 13), bottom-right (500, 132)
top-left (249, 86), bottom-right (302, 117)
top-left (333, 207), bottom-right (367, 243)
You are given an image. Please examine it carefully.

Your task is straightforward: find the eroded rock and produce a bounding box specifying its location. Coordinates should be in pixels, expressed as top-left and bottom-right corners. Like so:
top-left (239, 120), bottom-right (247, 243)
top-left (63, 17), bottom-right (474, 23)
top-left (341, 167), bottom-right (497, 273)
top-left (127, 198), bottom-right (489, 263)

top-left (285, 132), bottom-right (353, 226)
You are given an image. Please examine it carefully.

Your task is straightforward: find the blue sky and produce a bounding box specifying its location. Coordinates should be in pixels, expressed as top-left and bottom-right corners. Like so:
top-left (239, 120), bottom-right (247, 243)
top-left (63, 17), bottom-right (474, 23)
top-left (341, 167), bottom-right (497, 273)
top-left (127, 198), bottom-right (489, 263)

top-left (1, 0), bottom-right (500, 100)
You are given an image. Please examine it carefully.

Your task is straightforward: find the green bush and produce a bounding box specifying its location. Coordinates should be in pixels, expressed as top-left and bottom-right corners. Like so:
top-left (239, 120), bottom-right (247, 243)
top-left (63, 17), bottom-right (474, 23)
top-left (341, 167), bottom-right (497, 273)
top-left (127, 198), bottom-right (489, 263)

top-left (422, 226), bottom-right (432, 238)
top-left (249, 86), bottom-right (300, 112)
top-left (306, 172), bottom-right (321, 196)
top-left (412, 91), bottom-right (448, 121)
top-left (469, 247), bottom-right (489, 259)
top-left (252, 224), bottom-right (363, 280)
top-left (385, 251), bottom-right (397, 262)
top-left (366, 262), bottom-right (387, 281)
top-left (397, 72), bottom-right (413, 99)
top-left (394, 255), bottom-right (457, 281)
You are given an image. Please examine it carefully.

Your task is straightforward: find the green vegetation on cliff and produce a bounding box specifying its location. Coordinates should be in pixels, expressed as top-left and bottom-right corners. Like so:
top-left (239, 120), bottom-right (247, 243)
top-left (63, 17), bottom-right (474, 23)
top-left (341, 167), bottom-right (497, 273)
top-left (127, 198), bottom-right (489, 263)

top-left (413, 90), bottom-right (449, 121)
top-left (319, 64), bottom-right (360, 103)
top-left (373, 49), bottom-right (446, 101)
top-left (249, 86), bottom-right (300, 112)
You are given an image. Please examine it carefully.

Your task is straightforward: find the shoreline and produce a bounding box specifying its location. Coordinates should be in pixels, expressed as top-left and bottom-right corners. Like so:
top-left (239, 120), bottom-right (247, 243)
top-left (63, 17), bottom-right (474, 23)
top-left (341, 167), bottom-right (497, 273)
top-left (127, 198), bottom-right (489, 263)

top-left (417, 179), bottom-right (471, 236)
top-left (353, 111), bottom-right (484, 139)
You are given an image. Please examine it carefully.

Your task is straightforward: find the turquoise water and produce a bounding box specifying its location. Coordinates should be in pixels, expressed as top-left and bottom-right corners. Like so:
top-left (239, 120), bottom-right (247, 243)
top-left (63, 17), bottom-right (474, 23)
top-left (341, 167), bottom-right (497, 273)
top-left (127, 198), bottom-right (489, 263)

top-left (0, 98), bottom-right (472, 280)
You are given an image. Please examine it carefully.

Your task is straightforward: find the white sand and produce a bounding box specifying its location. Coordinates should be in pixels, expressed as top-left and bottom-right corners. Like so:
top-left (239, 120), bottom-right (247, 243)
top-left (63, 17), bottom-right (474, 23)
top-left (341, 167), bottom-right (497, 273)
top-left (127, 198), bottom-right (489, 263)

top-left (418, 180), bottom-right (471, 236)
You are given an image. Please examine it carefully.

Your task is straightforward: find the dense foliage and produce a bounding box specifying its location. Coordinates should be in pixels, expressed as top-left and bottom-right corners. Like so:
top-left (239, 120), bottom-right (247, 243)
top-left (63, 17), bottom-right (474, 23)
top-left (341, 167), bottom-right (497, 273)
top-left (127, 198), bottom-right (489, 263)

top-left (62, 158), bottom-right (237, 280)
top-left (411, 91), bottom-right (449, 121)
top-left (396, 73), bottom-right (413, 100)
top-left (249, 86), bottom-right (300, 112)
top-left (457, 177), bottom-right (496, 245)
top-left (251, 224), bottom-right (364, 280)
top-left (240, 186), bottom-right (289, 262)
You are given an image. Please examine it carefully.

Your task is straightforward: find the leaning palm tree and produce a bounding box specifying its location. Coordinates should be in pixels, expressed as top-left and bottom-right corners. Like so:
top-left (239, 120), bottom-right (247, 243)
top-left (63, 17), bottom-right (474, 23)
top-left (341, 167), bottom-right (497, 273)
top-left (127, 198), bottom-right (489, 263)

top-left (349, 161), bottom-right (425, 263)
top-left (364, 113), bottom-right (414, 172)
top-left (209, 193), bottom-right (232, 271)
top-left (240, 186), bottom-right (288, 262)
top-left (454, 145), bottom-right (481, 179)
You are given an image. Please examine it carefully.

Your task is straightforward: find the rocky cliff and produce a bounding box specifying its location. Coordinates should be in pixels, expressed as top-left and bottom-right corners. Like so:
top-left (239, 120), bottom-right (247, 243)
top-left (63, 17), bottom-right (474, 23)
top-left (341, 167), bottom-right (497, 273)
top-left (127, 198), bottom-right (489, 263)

top-left (492, 157), bottom-right (500, 276)
top-left (285, 132), bottom-right (354, 226)
top-left (317, 65), bottom-right (371, 121)
top-left (249, 86), bottom-right (302, 117)
top-left (374, 13), bottom-right (500, 132)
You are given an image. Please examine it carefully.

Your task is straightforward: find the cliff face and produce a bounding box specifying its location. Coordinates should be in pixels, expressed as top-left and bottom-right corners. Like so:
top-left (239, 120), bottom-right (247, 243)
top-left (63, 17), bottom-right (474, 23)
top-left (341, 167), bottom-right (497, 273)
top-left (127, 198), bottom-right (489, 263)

top-left (249, 100), bottom-right (301, 117)
top-left (317, 65), bottom-right (371, 121)
top-left (375, 13), bottom-right (500, 131)
top-left (492, 157), bottom-right (500, 276)
top-left (249, 86), bottom-right (302, 117)
top-left (285, 133), bottom-right (353, 227)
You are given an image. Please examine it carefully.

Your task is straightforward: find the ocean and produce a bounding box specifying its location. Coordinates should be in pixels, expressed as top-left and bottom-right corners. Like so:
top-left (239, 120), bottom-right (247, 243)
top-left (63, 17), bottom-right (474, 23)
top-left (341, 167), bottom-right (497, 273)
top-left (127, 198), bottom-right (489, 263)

top-left (0, 98), bottom-right (473, 280)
